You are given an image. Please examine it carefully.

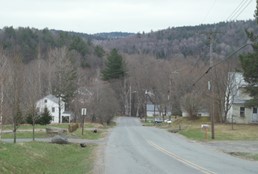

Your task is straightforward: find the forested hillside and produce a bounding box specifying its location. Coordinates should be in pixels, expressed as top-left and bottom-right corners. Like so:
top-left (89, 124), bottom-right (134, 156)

top-left (100, 20), bottom-right (257, 59)
top-left (0, 27), bottom-right (105, 68)
top-left (1, 19), bottom-right (257, 127)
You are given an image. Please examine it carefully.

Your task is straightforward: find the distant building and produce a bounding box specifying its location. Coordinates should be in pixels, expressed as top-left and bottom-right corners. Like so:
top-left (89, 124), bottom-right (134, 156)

top-left (181, 110), bottom-right (209, 117)
top-left (146, 103), bottom-right (171, 117)
top-left (226, 72), bottom-right (258, 124)
top-left (36, 94), bottom-right (71, 123)
top-left (146, 103), bottom-right (160, 117)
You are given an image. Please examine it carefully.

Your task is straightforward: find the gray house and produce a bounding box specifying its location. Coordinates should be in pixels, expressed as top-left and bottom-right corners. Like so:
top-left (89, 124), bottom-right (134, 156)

top-left (226, 72), bottom-right (258, 124)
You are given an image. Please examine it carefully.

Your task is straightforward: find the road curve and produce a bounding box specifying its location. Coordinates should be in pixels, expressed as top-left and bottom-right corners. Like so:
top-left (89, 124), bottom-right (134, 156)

top-left (103, 117), bottom-right (258, 174)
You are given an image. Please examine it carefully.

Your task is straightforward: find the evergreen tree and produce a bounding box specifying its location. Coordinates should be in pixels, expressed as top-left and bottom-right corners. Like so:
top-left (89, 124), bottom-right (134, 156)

top-left (101, 49), bottom-right (126, 80)
top-left (239, 1), bottom-right (258, 107)
top-left (38, 107), bottom-right (52, 125)
top-left (26, 107), bottom-right (52, 125)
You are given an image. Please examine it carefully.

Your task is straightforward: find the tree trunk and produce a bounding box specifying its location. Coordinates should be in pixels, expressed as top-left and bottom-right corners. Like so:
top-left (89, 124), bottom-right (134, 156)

top-left (58, 97), bottom-right (61, 123)
top-left (32, 117), bottom-right (35, 141)
top-left (13, 125), bottom-right (16, 144)
top-left (81, 116), bottom-right (85, 135)
top-left (0, 84), bottom-right (3, 140)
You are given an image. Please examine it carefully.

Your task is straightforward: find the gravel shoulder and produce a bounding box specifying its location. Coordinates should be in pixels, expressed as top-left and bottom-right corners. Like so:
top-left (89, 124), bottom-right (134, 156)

top-left (203, 140), bottom-right (258, 153)
top-left (93, 129), bottom-right (111, 174)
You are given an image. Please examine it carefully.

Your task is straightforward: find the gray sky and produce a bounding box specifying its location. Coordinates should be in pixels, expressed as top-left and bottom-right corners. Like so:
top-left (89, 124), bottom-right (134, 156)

top-left (0, 0), bottom-right (256, 34)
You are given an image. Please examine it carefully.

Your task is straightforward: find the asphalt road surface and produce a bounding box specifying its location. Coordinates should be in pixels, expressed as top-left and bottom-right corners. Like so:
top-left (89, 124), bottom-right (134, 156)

top-left (104, 117), bottom-right (258, 174)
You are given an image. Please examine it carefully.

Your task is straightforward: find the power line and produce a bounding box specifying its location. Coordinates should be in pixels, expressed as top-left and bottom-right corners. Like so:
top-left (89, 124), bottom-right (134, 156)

top-left (227, 0), bottom-right (252, 21)
top-left (192, 41), bottom-right (252, 86)
top-left (233, 0), bottom-right (253, 20)
top-left (227, 0), bottom-right (248, 21)
top-left (188, 0), bottom-right (252, 77)
top-left (201, 0), bottom-right (217, 24)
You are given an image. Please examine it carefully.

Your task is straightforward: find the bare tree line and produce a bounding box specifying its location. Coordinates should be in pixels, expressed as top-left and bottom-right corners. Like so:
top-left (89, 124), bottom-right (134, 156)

top-left (0, 47), bottom-right (119, 143)
top-left (124, 53), bottom-right (239, 122)
top-left (0, 43), bottom-right (241, 143)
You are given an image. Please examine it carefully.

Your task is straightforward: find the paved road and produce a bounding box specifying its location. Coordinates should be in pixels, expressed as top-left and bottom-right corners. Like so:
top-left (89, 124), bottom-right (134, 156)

top-left (104, 117), bottom-right (258, 174)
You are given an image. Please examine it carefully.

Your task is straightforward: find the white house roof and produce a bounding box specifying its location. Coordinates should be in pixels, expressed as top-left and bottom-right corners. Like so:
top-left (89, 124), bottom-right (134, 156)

top-left (45, 94), bottom-right (59, 104)
top-left (229, 72), bottom-right (248, 87)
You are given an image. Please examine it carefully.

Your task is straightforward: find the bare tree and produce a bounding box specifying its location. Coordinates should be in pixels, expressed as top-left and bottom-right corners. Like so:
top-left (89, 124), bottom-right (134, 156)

top-left (224, 72), bottom-right (243, 123)
top-left (6, 55), bottom-right (25, 143)
top-left (212, 59), bottom-right (239, 122)
top-left (0, 49), bottom-right (8, 140)
top-left (48, 47), bottom-right (77, 123)
top-left (24, 59), bottom-right (44, 140)
top-left (88, 77), bottom-right (119, 124)
top-left (181, 92), bottom-right (203, 119)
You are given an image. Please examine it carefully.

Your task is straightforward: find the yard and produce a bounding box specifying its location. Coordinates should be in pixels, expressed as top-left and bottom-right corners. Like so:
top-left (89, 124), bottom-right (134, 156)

top-left (171, 117), bottom-right (258, 141)
top-left (0, 122), bottom-right (110, 140)
top-left (0, 122), bottom-right (114, 174)
top-left (0, 142), bottom-right (94, 174)
top-left (143, 117), bottom-right (258, 141)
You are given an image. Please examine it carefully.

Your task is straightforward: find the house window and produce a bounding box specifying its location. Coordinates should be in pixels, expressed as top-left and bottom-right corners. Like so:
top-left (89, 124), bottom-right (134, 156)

top-left (44, 99), bottom-right (47, 103)
top-left (240, 107), bottom-right (245, 117)
top-left (36, 107), bottom-right (40, 113)
top-left (253, 108), bottom-right (257, 114)
top-left (52, 107), bottom-right (55, 113)
top-left (51, 116), bottom-right (55, 121)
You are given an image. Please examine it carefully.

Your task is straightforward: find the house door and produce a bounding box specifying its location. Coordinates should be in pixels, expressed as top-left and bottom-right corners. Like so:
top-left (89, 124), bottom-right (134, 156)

top-left (252, 108), bottom-right (258, 123)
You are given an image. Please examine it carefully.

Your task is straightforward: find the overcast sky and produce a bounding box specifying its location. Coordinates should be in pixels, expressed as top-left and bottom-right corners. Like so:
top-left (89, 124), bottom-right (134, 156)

top-left (0, 0), bottom-right (256, 34)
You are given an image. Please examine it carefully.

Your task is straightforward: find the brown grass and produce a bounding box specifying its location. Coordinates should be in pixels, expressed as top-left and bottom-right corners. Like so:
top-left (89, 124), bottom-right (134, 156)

top-left (169, 117), bottom-right (258, 141)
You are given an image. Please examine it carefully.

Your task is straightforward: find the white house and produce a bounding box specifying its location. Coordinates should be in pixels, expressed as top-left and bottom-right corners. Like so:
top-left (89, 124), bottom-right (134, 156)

top-left (226, 72), bottom-right (258, 124)
top-left (36, 94), bottom-right (71, 123)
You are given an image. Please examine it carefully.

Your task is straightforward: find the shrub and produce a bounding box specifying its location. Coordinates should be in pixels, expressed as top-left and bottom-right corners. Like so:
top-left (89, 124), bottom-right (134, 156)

top-left (68, 123), bottom-right (79, 133)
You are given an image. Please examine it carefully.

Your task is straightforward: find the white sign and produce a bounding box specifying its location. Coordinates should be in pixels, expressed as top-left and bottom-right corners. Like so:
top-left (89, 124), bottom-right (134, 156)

top-left (81, 108), bottom-right (87, 116)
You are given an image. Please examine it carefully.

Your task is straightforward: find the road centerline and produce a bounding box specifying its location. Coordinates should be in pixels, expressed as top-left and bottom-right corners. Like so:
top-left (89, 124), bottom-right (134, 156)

top-left (146, 140), bottom-right (216, 174)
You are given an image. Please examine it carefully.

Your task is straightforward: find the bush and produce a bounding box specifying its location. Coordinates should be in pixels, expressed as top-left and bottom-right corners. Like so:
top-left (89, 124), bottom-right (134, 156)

top-left (68, 123), bottom-right (79, 133)
top-left (26, 107), bottom-right (52, 125)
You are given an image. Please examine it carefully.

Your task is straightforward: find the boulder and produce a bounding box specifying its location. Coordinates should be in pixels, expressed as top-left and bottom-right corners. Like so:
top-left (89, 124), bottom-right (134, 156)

top-left (51, 135), bottom-right (68, 144)
top-left (80, 143), bottom-right (87, 148)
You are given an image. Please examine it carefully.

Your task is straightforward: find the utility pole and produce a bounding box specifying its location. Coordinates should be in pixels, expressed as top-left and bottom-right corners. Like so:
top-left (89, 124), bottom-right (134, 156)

top-left (208, 32), bottom-right (215, 139)
top-left (129, 85), bottom-right (132, 117)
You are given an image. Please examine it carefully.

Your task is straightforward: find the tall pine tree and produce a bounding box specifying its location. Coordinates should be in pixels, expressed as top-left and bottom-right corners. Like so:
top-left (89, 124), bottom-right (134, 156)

top-left (239, 0), bottom-right (258, 107)
top-left (101, 49), bottom-right (126, 81)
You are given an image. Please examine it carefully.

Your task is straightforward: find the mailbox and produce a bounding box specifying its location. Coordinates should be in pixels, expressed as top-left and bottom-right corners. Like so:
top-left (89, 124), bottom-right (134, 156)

top-left (201, 124), bottom-right (209, 129)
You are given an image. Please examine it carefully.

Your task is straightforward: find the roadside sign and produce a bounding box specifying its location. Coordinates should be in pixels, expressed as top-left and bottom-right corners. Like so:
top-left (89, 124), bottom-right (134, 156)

top-left (81, 108), bottom-right (87, 116)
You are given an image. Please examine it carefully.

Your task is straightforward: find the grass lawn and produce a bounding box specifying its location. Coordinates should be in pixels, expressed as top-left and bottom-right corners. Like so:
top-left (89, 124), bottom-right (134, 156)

top-left (2, 122), bottom-right (104, 131)
top-left (0, 122), bottom-right (115, 173)
top-left (1, 128), bottom-right (104, 140)
top-left (143, 117), bottom-right (258, 141)
top-left (70, 128), bottom-right (105, 140)
top-left (2, 131), bottom-right (49, 139)
top-left (172, 117), bottom-right (258, 141)
top-left (1, 122), bottom-right (111, 140)
top-left (0, 142), bottom-right (94, 174)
